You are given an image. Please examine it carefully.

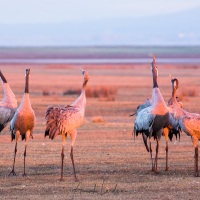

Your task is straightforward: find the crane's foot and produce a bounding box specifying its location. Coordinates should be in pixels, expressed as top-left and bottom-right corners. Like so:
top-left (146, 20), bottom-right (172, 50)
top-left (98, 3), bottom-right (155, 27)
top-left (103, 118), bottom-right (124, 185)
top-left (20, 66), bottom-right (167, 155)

top-left (60, 177), bottom-right (65, 182)
top-left (151, 166), bottom-right (159, 174)
top-left (74, 176), bottom-right (79, 182)
top-left (165, 167), bottom-right (169, 171)
top-left (22, 173), bottom-right (27, 177)
top-left (151, 166), bottom-right (157, 173)
top-left (194, 173), bottom-right (199, 177)
top-left (152, 168), bottom-right (159, 174)
top-left (8, 169), bottom-right (17, 176)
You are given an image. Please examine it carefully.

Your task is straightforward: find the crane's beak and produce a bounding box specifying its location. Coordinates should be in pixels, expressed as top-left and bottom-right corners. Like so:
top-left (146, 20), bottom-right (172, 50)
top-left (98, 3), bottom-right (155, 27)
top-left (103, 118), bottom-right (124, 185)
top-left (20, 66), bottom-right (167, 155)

top-left (80, 68), bottom-right (85, 75)
top-left (168, 73), bottom-right (172, 80)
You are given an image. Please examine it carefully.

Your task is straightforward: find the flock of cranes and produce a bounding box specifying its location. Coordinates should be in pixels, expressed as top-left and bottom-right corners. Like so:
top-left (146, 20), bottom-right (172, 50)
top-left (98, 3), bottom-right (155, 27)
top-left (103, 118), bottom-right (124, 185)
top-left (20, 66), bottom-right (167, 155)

top-left (133, 55), bottom-right (200, 177)
top-left (0, 55), bottom-right (200, 182)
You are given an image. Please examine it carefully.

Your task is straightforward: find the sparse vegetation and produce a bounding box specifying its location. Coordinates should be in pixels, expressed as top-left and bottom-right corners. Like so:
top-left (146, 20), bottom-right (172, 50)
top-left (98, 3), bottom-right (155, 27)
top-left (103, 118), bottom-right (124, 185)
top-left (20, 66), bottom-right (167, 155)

top-left (63, 88), bottom-right (81, 95)
top-left (42, 90), bottom-right (50, 96)
top-left (63, 86), bottom-right (117, 101)
top-left (179, 86), bottom-right (197, 100)
top-left (87, 86), bottom-right (117, 101)
top-left (92, 116), bottom-right (106, 123)
top-left (1, 63), bottom-right (200, 200)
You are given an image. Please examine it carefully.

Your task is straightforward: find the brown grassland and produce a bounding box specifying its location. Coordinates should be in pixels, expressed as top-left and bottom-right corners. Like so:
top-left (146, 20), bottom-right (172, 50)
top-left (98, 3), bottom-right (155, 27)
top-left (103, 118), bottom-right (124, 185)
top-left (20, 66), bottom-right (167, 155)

top-left (0, 63), bottom-right (200, 199)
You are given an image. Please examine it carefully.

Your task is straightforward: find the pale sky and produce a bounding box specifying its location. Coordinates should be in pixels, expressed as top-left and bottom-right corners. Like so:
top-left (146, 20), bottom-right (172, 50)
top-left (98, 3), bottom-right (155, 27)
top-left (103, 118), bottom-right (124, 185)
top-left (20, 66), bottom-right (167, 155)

top-left (0, 0), bottom-right (199, 46)
top-left (1, 0), bottom-right (200, 24)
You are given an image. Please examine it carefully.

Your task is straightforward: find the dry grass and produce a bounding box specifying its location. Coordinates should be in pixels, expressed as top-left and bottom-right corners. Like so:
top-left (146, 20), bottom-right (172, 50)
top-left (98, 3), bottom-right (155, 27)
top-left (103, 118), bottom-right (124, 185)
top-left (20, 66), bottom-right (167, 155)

top-left (92, 116), bottom-right (106, 123)
top-left (179, 86), bottom-right (198, 100)
top-left (63, 88), bottom-right (81, 95)
top-left (63, 86), bottom-right (117, 101)
top-left (86, 86), bottom-right (117, 101)
top-left (0, 64), bottom-right (200, 199)
top-left (42, 90), bottom-right (50, 96)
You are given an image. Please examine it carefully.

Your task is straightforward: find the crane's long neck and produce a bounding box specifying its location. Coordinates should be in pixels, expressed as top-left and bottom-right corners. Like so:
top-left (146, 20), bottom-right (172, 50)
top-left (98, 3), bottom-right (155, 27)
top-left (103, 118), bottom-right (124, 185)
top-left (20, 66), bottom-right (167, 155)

top-left (71, 78), bottom-right (88, 108)
top-left (171, 79), bottom-right (185, 117)
top-left (172, 80), bottom-right (179, 105)
top-left (151, 68), bottom-right (168, 113)
top-left (152, 64), bottom-right (158, 88)
top-left (0, 71), bottom-right (7, 83)
top-left (0, 80), bottom-right (17, 108)
top-left (151, 64), bottom-right (163, 104)
top-left (25, 72), bottom-right (29, 94)
top-left (19, 73), bottom-right (31, 109)
top-left (153, 75), bottom-right (158, 88)
top-left (172, 84), bottom-right (176, 100)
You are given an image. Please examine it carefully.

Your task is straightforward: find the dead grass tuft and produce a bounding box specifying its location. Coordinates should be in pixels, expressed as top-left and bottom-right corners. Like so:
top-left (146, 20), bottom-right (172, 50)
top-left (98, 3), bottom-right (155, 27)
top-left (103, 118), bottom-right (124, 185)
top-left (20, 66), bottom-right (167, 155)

top-left (63, 86), bottom-right (117, 101)
top-left (42, 89), bottom-right (57, 96)
top-left (86, 86), bottom-right (117, 101)
top-left (42, 90), bottom-right (50, 96)
top-left (92, 116), bottom-right (106, 123)
top-left (63, 88), bottom-right (81, 95)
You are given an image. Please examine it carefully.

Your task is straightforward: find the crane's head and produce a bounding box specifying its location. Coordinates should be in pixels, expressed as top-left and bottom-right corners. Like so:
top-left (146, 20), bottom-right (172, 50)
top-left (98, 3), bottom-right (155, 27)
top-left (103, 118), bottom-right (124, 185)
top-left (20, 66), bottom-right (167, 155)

top-left (151, 54), bottom-right (158, 77)
top-left (25, 68), bottom-right (30, 76)
top-left (171, 78), bottom-right (179, 90)
top-left (80, 68), bottom-right (89, 86)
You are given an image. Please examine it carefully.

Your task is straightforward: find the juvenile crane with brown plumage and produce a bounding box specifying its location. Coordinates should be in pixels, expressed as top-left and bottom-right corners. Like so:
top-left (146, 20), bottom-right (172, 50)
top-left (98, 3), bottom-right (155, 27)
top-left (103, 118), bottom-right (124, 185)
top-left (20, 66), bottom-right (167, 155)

top-left (45, 70), bottom-right (89, 181)
top-left (170, 78), bottom-right (200, 176)
top-left (9, 69), bottom-right (35, 176)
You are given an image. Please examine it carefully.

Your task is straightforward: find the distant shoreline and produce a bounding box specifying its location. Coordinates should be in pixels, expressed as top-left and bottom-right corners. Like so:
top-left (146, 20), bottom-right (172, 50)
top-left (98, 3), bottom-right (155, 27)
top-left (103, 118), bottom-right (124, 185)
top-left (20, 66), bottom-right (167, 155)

top-left (1, 58), bottom-right (200, 64)
top-left (0, 46), bottom-right (200, 64)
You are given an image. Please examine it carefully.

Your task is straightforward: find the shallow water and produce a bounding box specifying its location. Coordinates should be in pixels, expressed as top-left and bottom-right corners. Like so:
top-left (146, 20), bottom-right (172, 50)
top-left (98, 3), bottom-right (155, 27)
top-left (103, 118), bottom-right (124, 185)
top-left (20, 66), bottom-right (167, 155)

top-left (1, 57), bottom-right (200, 64)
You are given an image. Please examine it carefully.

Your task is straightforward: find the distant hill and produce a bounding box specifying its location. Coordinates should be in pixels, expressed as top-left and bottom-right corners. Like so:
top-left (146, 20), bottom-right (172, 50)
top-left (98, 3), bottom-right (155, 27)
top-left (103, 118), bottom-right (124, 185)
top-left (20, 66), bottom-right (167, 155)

top-left (0, 7), bottom-right (200, 46)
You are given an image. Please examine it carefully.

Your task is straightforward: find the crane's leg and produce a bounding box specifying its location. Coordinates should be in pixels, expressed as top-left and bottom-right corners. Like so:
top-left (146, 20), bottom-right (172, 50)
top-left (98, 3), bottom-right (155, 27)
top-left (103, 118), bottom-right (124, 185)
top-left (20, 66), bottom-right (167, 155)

top-left (163, 128), bottom-right (169, 171)
top-left (192, 135), bottom-right (199, 177)
top-left (69, 130), bottom-right (78, 181)
top-left (9, 142), bottom-right (17, 176)
top-left (60, 134), bottom-right (67, 181)
top-left (142, 133), bottom-right (149, 152)
top-left (195, 146), bottom-right (199, 177)
top-left (9, 131), bottom-right (20, 176)
top-left (154, 137), bottom-right (159, 172)
top-left (23, 145), bottom-right (27, 176)
top-left (148, 125), bottom-right (154, 172)
top-left (149, 137), bottom-right (154, 171)
top-left (70, 146), bottom-right (78, 181)
top-left (23, 131), bottom-right (31, 176)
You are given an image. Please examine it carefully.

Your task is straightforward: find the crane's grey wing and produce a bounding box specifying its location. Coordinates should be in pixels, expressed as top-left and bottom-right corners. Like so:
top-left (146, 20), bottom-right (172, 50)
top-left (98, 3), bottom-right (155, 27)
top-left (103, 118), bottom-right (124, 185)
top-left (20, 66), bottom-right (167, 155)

top-left (135, 99), bottom-right (152, 115)
top-left (168, 111), bottom-right (181, 141)
top-left (0, 106), bottom-right (16, 133)
top-left (134, 107), bottom-right (155, 136)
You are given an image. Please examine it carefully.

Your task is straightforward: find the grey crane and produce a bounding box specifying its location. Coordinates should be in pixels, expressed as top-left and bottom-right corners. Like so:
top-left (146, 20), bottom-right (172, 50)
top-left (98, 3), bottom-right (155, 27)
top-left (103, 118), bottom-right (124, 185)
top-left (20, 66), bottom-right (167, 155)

top-left (134, 55), bottom-right (170, 172)
top-left (9, 69), bottom-right (36, 176)
top-left (0, 70), bottom-right (17, 132)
